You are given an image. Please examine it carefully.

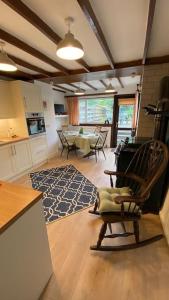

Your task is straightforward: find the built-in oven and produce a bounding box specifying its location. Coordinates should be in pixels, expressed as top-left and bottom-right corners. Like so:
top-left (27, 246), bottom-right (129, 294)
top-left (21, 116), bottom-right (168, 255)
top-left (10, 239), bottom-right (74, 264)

top-left (26, 112), bottom-right (46, 136)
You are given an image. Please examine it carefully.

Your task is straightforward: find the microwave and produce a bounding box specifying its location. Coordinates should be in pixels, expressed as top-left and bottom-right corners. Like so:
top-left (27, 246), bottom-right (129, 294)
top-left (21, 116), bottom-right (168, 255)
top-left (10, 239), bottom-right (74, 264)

top-left (26, 112), bottom-right (46, 136)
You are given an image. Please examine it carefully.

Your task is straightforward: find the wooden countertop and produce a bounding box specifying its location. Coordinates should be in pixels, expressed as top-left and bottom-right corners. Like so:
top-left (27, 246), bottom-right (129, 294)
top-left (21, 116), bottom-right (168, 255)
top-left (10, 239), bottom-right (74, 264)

top-left (0, 181), bottom-right (42, 234)
top-left (0, 136), bottom-right (29, 146)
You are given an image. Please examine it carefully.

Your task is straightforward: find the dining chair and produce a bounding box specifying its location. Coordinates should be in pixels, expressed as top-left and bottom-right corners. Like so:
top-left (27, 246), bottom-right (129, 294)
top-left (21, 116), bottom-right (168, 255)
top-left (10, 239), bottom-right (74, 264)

top-left (57, 130), bottom-right (78, 159)
top-left (94, 126), bottom-right (102, 134)
top-left (89, 140), bottom-right (169, 251)
top-left (90, 131), bottom-right (108, 162)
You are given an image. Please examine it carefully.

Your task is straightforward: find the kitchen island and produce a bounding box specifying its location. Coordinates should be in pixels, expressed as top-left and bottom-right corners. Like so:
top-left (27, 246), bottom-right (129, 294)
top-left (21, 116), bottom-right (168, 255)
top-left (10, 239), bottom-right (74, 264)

top-left (0, 181), bottom-right (53, 300)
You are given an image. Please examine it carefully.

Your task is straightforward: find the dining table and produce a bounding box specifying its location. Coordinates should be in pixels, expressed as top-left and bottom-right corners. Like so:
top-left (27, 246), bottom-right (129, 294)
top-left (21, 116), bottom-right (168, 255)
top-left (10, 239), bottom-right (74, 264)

top-left (64, 131), bottom-right (99, 156)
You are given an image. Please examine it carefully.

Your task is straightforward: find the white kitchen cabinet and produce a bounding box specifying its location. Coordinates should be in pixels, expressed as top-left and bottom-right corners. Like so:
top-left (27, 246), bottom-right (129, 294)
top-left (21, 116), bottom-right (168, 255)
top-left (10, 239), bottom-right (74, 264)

top-left (0, 145), bottom-right (15, 180)
top-left (0, 140), bottom-right (32, 181)
top-left (12, 141), bottom-right (32, 174)
top-left (0, 82), bottom-right (15, 119)
top-left (21, 82), bottom-right (43, 113)
top-left (29, 135), bottom-right (48, 166)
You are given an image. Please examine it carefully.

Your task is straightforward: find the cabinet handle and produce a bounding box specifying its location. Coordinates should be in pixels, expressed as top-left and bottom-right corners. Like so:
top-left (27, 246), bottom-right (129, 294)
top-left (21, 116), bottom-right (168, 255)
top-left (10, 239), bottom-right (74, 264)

top-left (14, 145), bottom-right (16, 155)
top-left (11, 145), bottom-right (14, 156)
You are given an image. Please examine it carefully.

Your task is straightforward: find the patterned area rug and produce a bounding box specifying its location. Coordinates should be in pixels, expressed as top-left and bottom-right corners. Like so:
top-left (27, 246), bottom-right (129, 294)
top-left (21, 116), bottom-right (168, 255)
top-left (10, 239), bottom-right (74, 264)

top-left (30, 165), bottom-right (97, 223)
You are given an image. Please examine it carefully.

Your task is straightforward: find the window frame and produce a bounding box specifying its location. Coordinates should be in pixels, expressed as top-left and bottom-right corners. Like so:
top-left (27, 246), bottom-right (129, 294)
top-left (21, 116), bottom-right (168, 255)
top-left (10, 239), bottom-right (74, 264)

top-left (79, 96), bottom-right (114, 125)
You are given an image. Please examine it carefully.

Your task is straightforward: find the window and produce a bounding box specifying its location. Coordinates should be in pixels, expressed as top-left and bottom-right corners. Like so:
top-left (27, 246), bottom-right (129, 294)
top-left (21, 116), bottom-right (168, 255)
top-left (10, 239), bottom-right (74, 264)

top-left (79, 98), bottom-right (113, 124)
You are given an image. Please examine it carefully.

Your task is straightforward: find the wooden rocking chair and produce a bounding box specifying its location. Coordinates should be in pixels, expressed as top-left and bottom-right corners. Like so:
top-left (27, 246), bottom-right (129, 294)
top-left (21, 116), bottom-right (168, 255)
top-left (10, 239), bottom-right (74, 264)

top-left (90, 140), bottom-right (168, 251)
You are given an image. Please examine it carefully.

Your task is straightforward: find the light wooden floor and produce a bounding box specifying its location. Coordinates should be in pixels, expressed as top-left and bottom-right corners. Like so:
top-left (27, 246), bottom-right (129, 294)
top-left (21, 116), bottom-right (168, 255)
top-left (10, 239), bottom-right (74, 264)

top-left (15, 149), bottom-right (169, 300)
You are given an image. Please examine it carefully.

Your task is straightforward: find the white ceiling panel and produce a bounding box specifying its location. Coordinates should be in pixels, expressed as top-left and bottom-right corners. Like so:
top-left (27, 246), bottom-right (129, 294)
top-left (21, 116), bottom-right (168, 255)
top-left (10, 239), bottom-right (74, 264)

top-left (86, 80), bottom-right (105, 89)
top-left (120, 75), bottom-right (140, 86)
top-left (22, 0), bottom-right (108, 66)
top-left (104, 78), bottom-right (121, 88)
top-left (90, 0), bottom-right (149, 62)
top-left (4, 43), bottom-right (58, 73)
top-left (58, 84), bottom-right (77, 91)
top-left (71, 82), bottom-right (90, 90)
top-left (0, 1), bottom-right (81, 70)
top-left (148, 0), bottom-right (169, 57)
top-left (16, 66), bottom-right (38, 75)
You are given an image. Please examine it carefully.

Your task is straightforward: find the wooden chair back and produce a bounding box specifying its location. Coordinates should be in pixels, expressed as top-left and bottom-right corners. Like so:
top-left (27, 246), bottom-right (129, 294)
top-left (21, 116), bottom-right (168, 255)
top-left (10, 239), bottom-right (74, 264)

top-left (57, 130), bottom-right (68, 146)
top-left (117, 140), bottom-right (168, 201)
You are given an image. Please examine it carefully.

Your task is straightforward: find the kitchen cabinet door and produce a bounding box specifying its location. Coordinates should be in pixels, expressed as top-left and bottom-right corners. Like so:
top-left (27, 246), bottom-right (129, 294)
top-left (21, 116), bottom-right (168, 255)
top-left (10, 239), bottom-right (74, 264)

top-left (21, 82), bottom-right (43, 113)
top-left (12, 141), bottom-right (32, 174)
top-left (29, 135), bottom-right (48, 165)
top-left (0, 145), bottom-right (15, 180)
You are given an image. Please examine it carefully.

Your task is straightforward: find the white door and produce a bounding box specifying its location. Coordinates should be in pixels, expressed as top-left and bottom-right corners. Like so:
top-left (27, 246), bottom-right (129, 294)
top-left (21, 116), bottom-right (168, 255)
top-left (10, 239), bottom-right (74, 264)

top-left (12, 141), bottom-right (32, 174)
top-left (0, 145), bottom-right (15, 180)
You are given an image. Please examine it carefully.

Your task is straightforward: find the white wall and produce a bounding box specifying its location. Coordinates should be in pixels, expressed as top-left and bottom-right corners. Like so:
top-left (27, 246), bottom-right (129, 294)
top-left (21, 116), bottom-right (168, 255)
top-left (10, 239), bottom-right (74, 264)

top-left (35, 81), bottom-right (65, 158)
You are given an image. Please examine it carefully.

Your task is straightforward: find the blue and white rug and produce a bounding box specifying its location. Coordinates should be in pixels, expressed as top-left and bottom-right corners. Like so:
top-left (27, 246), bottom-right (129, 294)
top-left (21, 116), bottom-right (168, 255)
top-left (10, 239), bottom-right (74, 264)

top-left (30, 165), bottom-right (97, 223)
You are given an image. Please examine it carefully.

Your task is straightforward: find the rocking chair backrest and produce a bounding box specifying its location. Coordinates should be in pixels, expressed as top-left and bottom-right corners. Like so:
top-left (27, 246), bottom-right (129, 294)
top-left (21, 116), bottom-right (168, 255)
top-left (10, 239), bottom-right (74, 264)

top-left (123, 140), bottom-right (168, 199)
top-left (57, 130), bottom-right (68, 146)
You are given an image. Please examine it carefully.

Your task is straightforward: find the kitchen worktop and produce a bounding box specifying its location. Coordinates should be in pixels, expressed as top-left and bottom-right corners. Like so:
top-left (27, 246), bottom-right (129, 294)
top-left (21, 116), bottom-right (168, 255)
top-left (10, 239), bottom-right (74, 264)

top-left (0, 180), bottom-right (42, 234)
top-left (0, 136), bottom-right (29, 146)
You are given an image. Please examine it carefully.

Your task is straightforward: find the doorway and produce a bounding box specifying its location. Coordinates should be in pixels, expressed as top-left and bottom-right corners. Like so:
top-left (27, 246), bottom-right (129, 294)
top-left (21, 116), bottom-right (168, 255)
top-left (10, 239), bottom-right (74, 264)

top-left (111, 94), bottom-right (137, 147)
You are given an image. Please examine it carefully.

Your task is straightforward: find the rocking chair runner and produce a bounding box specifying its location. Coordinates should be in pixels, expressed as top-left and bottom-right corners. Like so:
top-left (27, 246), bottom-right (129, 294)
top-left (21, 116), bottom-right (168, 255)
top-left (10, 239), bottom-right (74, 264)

top-left (90, 140), bottom-right (169, 251)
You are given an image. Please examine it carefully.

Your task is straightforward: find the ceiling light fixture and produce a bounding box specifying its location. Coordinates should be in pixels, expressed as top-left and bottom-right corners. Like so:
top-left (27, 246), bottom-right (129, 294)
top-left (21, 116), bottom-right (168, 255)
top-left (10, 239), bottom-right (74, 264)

top-left (0, 41), bottom-right (17, 72)
top-left (56, 17), bottom-right (84, 60)
top-left (74, 88), bottom-right (85, 95)
top-left (105, 82), bottom-right (116, 93)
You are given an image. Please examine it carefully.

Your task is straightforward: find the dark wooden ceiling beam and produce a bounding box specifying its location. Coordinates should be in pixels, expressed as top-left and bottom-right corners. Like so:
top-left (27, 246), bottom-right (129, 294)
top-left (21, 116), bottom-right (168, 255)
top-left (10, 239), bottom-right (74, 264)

top-left (53, 88), bottom-right (65, 94)
top-left (0, 28), bottom-right (69, 74)
top-left (100, 80), bottom-right (107, 88)
top-left (117, 78), bottom-right (124, 88)
top-left (53, 84), bottom-right (74, 93)
top-left (2, 0), bottom-right (90, 72)
top-left (8, 54), bottom-right (52, 77)
top-left (0, 70), bottom-right (33, 80)
top-left (77, 0), bottom-right (114, 68)
top-left (39, 64), bottom-right (142, 85)
top-left (65, 91), bottom-right (118, 98)
top-left (68, 83), bottom-right (85, 91)
top-left (76, 0), bottom-right (124, 88)
top-left (142, 0), bottom-right (156, 65)
top-left (83, 82), bottom-right (97, 90)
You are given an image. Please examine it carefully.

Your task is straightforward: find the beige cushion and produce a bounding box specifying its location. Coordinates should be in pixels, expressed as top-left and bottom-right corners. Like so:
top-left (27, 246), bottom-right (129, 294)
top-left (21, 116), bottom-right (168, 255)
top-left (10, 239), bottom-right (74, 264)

top-left (98, 187), bottom-right (139, 213)
top-left (90, 143), bottom-right (103, 149)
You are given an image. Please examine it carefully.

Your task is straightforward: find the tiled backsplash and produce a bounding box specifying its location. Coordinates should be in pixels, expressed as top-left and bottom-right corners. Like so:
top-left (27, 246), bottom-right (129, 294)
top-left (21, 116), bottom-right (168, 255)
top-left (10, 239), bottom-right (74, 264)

top-left (137, 63), bottom-right (169, 137)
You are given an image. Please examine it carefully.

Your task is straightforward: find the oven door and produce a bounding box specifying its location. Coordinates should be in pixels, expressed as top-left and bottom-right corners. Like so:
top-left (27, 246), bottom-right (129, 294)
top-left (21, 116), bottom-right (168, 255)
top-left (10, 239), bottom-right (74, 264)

top-left (27, 118), bottom-right (46, 135)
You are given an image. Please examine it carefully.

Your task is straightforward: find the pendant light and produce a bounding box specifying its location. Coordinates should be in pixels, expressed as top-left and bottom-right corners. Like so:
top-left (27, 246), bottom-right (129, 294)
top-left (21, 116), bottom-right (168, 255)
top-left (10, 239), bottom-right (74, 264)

top-left (105, 80), bottom-right (116, 93)
top-left (0, 41), bottom-right (17, 72)
top-left (74, 88), bottom-right (85, 95)
top-left (56, 17), bottom-right (84, 60)
top-left (74, 82), bottom-right (85, 95)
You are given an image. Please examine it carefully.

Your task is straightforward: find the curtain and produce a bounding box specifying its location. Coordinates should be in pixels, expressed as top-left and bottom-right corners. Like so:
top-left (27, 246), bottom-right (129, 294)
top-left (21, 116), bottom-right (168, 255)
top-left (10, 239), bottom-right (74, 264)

top-left (67, 97), bottom-right (79, 125)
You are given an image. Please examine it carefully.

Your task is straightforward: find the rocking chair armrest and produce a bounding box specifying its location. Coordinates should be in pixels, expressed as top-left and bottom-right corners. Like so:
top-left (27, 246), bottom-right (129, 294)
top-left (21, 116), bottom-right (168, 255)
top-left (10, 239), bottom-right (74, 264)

top-left (104, 170), bottom-right (125, 176)
top-left (114, 195), bottom-right (145, 204)
top-left (104, 170), bottom-right (145, 185)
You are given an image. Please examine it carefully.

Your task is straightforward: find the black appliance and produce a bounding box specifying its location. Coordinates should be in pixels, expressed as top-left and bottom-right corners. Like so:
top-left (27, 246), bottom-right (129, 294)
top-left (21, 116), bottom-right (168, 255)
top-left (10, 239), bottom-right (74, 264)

top-left (54, 104), bottom-right (65, 114)
top-left (26, 112), bottom-right (46, 136)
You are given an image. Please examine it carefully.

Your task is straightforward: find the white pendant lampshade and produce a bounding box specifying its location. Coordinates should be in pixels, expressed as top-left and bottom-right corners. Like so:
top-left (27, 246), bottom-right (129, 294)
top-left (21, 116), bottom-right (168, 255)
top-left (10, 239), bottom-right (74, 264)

top-left (105, 83), bottom-right (116, 93)
top-left (56, 17), bottom-right (84, 60)
top-left (0, 41), bottom-right (17, 72)
top-left (74, 88), bottom-right (85, 95)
